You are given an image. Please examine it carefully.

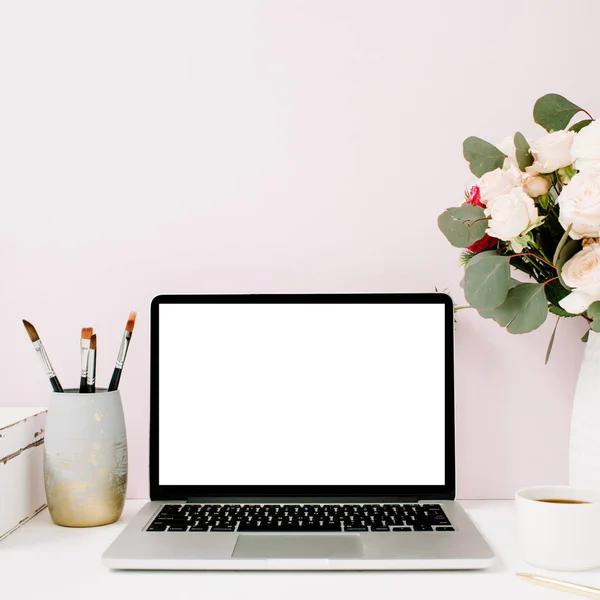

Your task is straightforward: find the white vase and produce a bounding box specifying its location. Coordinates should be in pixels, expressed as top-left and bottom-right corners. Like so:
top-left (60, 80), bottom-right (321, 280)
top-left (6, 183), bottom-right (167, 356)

top-left (44, 389), bottom-right (128, 527)
top-left (570, 331), bottom-right (600, 491)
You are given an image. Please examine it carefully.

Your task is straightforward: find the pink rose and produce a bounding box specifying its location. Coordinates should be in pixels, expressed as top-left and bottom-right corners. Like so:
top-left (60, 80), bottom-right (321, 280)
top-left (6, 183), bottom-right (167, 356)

top-left (467, 185), bottom-right (484, 208)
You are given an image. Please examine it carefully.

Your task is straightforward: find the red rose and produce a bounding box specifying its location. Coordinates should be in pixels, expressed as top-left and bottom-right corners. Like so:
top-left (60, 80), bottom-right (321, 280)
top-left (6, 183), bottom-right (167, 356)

top-left (466, 185), bottom-right (484, 208)
top-left (467, 233), bottom-right (497, 253)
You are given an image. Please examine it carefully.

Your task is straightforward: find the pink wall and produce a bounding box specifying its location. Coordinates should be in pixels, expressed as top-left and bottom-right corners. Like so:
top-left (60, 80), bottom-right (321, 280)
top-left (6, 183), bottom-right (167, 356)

top-left (0, 0), bottom-right (595, 499)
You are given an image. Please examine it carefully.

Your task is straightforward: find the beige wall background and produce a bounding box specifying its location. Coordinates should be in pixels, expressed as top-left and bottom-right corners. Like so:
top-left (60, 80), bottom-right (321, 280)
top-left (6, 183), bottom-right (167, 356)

top-left (0, 0), bottom-right (594, 498)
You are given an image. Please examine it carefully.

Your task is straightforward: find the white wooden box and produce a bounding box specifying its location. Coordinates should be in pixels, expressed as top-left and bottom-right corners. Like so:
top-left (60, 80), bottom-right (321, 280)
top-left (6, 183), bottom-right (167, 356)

top-left (0, 407), bottom-right (47, 540)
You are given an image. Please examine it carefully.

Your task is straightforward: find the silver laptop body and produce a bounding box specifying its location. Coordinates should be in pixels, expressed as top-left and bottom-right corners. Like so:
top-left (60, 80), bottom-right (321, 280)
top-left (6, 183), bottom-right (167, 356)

top-left (102, 294), bottom-right (494, 570)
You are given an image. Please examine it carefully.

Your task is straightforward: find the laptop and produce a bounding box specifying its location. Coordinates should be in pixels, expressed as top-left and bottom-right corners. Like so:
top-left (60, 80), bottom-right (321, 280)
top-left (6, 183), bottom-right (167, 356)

top-left (102, 293), bottom-right (495, 570)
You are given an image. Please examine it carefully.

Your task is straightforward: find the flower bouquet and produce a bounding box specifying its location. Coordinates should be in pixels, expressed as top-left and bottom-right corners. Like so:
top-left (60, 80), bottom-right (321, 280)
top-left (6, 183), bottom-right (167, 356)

top-left (439, 93), bottom-right (600, 360)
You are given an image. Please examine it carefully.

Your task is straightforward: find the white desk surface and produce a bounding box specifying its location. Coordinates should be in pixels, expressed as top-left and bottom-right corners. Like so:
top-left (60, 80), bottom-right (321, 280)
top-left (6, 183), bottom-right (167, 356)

top-left (2, 500), bottom-right (599, 599)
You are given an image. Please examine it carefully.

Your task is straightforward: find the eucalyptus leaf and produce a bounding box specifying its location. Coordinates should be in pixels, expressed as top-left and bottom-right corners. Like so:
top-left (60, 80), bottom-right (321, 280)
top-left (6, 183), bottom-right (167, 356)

top-left (556, 238), bottom-right (581, 291)
top-left (493, 283), bottom-right (548, 334)
top-left (438, 204), bottom-right (487, 248)
top-left (478, 278), bottom-right (519, 319)
top-left (582, 330), bottom-right (590, 343)
top-left (463, 254), bottom-right (510, 310)
top-left (587, 301), bottom-right (600, 320)
top-left (463, 136), bottom-right (506, 177)
top-left (534, 94), bottom-right (583, 132)
top-left (460, 253), bottom-right (501, 291)
top-left (553, 224), bottom-right (573, 266)
top-left (514, 132), bottom-right (533, 171)
top-left (545, 316), bottom-right (560, 365)
top-left (570, 119), bottom-right (594, 133)
top-left (587, 301), bottom-right (600, 332)
top-left (464, 249), bottom-right (498, 267)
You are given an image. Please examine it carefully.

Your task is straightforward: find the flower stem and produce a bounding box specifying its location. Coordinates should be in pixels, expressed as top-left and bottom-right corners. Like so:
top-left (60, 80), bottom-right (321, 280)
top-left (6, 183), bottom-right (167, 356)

top-left (454, 305), bottom-right (472, 311)
top-left (512, 252), bottom-right (556, 269)
top-left (582, 108), bottom-right (594, 120)
top-left (542, 276), bottom-right (559, 286)
top-left (552, 171), bottom-right (563, 195)
top-left (521, 255), bottom-right (544, 280)
top-left (529, 240), bottom-right (552, 265)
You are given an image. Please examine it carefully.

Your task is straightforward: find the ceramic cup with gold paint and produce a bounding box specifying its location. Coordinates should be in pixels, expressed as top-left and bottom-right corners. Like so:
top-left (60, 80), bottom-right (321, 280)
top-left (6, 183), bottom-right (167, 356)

top-left (44, 389), bottom-right (127, 527)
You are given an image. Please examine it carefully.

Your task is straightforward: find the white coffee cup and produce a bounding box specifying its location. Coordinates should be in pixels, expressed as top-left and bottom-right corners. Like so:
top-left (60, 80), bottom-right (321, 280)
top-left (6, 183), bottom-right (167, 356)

top-left (515, 485), bottom-right (600, 571)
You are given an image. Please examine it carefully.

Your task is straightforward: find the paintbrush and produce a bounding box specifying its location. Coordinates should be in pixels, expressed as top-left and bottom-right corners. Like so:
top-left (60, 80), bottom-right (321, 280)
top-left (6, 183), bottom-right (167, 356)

top-left (22, 320), bottom-right (64, 393)
top-left (517, 572), bottom-right (600, 598)
top-left (86, 334), bottom-right (97, 393)
top-left (108, 312), bottom-right (136, 392)
top-left (79, 327), bottom-right (93, 393)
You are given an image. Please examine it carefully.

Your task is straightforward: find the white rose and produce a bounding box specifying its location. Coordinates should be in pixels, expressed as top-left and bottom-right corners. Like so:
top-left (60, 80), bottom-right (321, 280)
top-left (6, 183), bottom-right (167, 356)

top-left (557, 170), bottom-right (600, 239)
top-left (571, 120), bottom-right (600, 172)
top-left (478, 168), bottom-right (517, 205)
top-left (497, 136), bottom-right (518, 170)
top-left (527, 130), bottom-right (576, 174)
top-left (504, 164), bottom-right (528, 187)
top-left (522, 174), bottom-right (551, 198)
top-left (559, 243), bottom-right (600, 314)
top-left (485, 187), bottom-right (539, 241)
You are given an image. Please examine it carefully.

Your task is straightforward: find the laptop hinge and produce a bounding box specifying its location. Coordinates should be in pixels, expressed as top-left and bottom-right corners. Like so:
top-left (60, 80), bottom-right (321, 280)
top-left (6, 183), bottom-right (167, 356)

top-left (186, 497), bottom-right (422, 504)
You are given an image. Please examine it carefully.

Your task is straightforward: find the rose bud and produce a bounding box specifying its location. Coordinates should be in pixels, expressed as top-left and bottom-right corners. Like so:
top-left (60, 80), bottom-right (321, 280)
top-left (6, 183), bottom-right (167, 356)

top-left (523, 175), bottom-right (551, 198)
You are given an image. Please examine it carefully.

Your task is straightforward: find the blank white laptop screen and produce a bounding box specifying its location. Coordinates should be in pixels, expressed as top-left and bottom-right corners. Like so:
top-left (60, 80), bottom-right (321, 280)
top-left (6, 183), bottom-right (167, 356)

top-left (158, 302), bottom-right (446, 486)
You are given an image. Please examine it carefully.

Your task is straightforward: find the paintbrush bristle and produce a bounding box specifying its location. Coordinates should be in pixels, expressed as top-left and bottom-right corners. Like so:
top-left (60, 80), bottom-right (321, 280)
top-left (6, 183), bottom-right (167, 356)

top-left (90, 334), bottom-right (97, 350)
top-left (22, 320), bottom-right (40, 342)
top-left (81, 327), bottom-right (93, 340)
top-left (126, 311), bottom-right (137, 333)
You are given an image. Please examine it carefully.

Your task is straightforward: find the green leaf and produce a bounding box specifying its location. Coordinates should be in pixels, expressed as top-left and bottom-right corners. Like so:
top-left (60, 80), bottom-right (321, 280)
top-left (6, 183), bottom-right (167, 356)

top-left (545, 278), bottom-right (570, 307)
top-left (549, 305), bottom-right (577, 317)
top-left (493, 283), bottom-right (549, 334)
top-left (591, 320), bottom-right (600, 333)
top-left (478, 278), bottom-right (519, 319)
top-left (465, 249), bottom-right (499, 266)
top-left (556, 238), bottom-right (581, 291)
top-left (587, 301), bottom-right (600, 320)
top-left (537, 193), bottom-right (550, 210)
top-left (514, 132), bottom-right (533, 171)
top-left (438, 204), bottom-right (487, 248)
top-left (545, 316), bottom-right (560, 365)
top-left (463, 136), bottom-right (506, 177)
top-left (553, 224), bottom-right (573, 266)
top-left (570, 119), bottom-right (594, 133)
top-left (464, 254), bottom-right (510, 310)
top-left (587, 301), bottom-right (600, 332)
top-left (582, 330), bottom-right (590, 343)
top-left (534, 94), bottom-right (583, 132)
top-left (464, 251), bottom-right (500, 298)
top-left (459, 250), bottom-right (475, 266)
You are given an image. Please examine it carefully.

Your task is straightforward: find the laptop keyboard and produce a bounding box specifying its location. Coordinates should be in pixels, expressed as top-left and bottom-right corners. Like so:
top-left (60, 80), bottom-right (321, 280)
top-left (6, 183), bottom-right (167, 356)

top-left (146, 503), bottom-right (453, 532)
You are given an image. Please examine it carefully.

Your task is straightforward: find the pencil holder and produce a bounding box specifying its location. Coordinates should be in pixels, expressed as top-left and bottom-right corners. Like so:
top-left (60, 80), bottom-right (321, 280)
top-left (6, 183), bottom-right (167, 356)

top-left (44, 389), bottom-right (128, 527)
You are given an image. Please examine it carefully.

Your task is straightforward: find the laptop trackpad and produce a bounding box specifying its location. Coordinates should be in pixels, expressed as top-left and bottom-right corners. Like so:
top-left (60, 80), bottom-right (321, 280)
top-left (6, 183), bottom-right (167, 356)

top-left (232, 534), bottom-right (363, 559)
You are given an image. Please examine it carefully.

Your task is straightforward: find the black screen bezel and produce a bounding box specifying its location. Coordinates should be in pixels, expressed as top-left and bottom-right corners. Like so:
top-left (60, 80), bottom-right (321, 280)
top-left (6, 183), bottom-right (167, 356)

top-left (150, 293), bottom-right (455, 501)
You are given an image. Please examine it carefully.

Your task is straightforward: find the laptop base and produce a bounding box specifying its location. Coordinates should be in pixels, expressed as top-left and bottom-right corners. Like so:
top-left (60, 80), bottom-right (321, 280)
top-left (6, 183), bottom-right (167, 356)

top-left (102, 500), bottom-right (495, 570)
